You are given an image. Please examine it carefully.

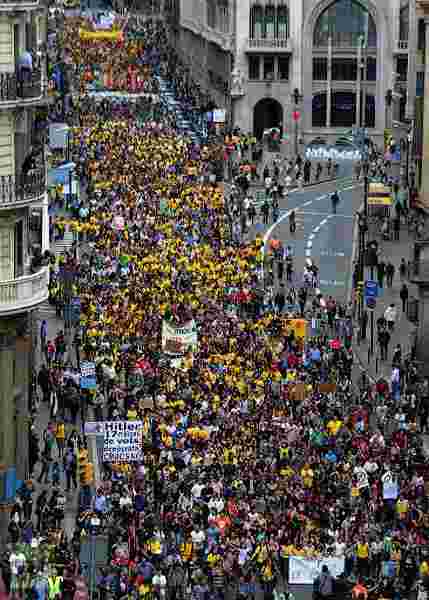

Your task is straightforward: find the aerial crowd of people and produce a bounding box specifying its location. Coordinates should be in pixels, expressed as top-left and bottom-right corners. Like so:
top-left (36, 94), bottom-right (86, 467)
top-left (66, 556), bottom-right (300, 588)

top-left (2, 6), bottom-right (429, 600)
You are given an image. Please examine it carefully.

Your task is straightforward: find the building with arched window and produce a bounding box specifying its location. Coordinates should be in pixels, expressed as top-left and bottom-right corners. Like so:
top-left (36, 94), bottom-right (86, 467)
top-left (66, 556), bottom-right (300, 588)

top-left (232, 0), bottom-right (420, 150)
top-left (176, 0), bottom-right (232, 110)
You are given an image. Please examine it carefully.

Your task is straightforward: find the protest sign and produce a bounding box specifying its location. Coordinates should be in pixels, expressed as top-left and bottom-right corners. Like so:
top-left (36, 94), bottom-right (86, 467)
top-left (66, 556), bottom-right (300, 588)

top-left (102, 421), bottom-right (143, 462)
top-left (162, 320), bottom-right (198, 355)
top-left (80, 361), bottom-right (97, 389)
top-left (288, 557), bottom-right (345, 585)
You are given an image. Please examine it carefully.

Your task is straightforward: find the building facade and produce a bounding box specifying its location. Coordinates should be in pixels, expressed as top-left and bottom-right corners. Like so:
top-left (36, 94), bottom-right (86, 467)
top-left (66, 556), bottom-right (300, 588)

top-left (232, 0), bottom-right (420, 150)
top-left (0, 0), bottom-right (49, 498)
top-left (177, 0), bottom-right (232, 111)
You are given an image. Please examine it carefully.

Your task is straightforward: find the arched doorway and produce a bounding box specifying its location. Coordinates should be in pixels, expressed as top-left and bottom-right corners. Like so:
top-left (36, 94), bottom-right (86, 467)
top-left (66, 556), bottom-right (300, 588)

top-left (253, 98), bottom-right (283, 140)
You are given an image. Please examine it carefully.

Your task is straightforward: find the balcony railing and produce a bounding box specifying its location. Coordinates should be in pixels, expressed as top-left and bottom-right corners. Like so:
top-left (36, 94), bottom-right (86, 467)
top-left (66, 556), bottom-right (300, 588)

top-left (0, 0), bottom-right (39, 7)
top-left (0, 267), bottom-right (49, 316)
top-left (0, 168), bottom-right (46, 208)
top-left (247, 37), bottom-right (291, 50)
top-left (0, 69), bottom-right (43, 104)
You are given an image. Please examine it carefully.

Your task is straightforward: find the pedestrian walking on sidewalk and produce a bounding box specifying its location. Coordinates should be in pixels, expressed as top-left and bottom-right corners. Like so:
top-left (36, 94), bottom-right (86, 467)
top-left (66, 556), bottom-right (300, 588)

top-left (40, 320), bottom-right (47, 355)
top-left (378, 328), bottom-right (391, 361)
top-left (386, 262), bottom-right (395, 287)
top-left (377, 261), bottom-right (385, 288)
top-left (384, 304), bottom-right (397, 332)
top-left (400, 284), bottom-right (409, 313)
top-left (393, 216), bottom-right (401, 241)
top-left (399, 258), bottom-right (407, 281)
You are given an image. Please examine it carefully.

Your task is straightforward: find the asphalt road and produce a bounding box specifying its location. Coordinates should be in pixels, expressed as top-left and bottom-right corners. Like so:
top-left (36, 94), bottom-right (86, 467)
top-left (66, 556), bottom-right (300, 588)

top-left (248, 169), bottom-right (364, 303)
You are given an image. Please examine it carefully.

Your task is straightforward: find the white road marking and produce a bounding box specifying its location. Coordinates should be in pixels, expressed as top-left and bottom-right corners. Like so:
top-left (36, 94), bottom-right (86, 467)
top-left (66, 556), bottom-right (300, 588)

top-left (297, 211), bottom-right (353, 218)
top-left (306, 240), bottom-right (313, 247)
top-left (305, 249), bottom-right (312, 257)
top-left (320, 218), bottom-right (328, 226)
top-left (308, 233), bottom-right (315, 240)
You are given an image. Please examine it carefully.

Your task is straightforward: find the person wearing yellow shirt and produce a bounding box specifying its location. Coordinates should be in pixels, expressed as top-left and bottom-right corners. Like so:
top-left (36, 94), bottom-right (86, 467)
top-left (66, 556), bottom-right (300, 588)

top-left (327, 417), bottom-right (342, 436)
top-left (301, 464), bottom-right (314, 488)
top-left (356, 540), bottom-right (369, 578)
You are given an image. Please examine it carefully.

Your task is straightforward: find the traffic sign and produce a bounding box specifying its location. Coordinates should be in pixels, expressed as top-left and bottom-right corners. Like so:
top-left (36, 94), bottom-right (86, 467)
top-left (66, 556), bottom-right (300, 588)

top-left (366, 297), bottom-right (376, 310)
top-left (364, 280), bottom-right (378, 299)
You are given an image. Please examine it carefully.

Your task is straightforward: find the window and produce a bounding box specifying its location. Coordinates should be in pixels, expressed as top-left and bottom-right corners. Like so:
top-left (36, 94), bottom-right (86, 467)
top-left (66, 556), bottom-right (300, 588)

top-left (332, 58), bottom-right (357, 81)
top-left (397, 57), bottom-right (408, 82)
top-left (313, 57), bottom-right (328, 80)
top-left (366, 57), bottom-right (376, 81)
top-left (331, 92), bottom-right (356, 126)
top-left (14, 220), bottom-right (24, 278)
top-left (250, 4), bottom-right (264, 38)
top-left (207, 0), bottom-right (216, 29)
top-left (249, 4), bottom-right (289, 39)
top-left (278, 56), bottom-right (289, 80)
top-left (265, 5), bottom-right (275, 39)
top-left (418, 18), bottom-right (425, 51)
top-left (399, 6), bottom-right (409, 42)
top-left (277, 5), bottom-right (288, 38)
top-left (312, 93), bottom-right (327, 127)
top-left (264, 56), bottom-right (275, 80)
top-left (313, 0), bottom-right (377, 48)
top-left (248, 56), bottom-right (260, 80)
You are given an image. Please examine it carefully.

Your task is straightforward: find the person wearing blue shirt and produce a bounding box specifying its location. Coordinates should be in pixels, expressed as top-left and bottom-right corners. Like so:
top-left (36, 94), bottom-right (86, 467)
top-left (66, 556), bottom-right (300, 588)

top-left (32, 573), bottom-right (49, 600)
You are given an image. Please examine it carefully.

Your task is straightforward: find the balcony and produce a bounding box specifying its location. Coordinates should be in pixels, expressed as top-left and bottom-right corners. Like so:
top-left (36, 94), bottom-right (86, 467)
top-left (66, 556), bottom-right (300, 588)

top-left (0, 168), bottom-right (46, 209)
top-left (0, 69), bottom-right (45, 107)
top-left (246, 37), bottom-right (292, 53)
top-left (0, 267), bottom-right (48, 316)
top-left (0, 0), bottom-right (39, 9)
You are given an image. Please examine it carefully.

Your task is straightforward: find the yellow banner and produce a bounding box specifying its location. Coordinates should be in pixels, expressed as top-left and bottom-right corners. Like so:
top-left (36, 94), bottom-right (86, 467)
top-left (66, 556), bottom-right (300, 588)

top-left (368, 183), bottom-right (392, 206)
top-left (95, 181), bottom-right (112, 190)
top-left (79, 29), bottom-right (123, 41)
top-left (368, 196), bottom-right (392, 206)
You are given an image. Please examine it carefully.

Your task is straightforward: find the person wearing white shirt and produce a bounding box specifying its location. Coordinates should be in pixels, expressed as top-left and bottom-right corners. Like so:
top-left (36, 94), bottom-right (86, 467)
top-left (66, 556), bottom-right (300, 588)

top-left (191, 526), bottom-right (206, 553)
top-left (384, 304), bottom-right (397, 330)
top-left (152, 571), bottom-right (167, 599)
top-left (191, 482), bottom-right (204, 499)
top-left (208, 496), bottom-right (224, 514)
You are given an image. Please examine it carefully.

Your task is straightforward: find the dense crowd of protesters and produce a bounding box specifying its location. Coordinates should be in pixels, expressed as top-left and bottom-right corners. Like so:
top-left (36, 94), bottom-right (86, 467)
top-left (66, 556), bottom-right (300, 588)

top-left (3, 8), bottom-right (429, 600)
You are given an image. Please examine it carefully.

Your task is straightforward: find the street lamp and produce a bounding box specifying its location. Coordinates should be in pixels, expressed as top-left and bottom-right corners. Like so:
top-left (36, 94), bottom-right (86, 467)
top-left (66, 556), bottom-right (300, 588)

top-left (362, 157), bottom-right (369, 218)
top-left (291, 87), bottom-right (302, 157)
top-left (406, 129), bottom-right (412, 189)
top-left (357, 212), bottom-right (367, 322)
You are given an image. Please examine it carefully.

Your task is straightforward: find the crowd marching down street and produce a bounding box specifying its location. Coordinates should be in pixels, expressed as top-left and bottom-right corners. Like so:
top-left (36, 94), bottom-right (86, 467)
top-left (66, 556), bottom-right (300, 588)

top-left (4, 5), bottom-right (429, 600)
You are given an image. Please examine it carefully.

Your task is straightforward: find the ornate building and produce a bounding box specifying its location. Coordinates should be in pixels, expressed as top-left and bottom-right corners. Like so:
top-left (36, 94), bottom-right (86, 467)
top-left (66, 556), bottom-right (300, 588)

top-left (0, 0), bottom-right (49, 506)
top-left (231, 0), bottom-right (420, 149)
top-left (177, 0), bottom-right (232, 111)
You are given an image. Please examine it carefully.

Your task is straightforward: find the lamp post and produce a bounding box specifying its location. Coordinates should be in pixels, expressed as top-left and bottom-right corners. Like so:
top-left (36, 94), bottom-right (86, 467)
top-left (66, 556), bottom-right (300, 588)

top-left (292, 88), bottom-right (302, 157)
top-left (357, 212), bottom-right (367, 323)
top-left (406, 129), bottom-right (412, 189)
top-left (363, 154), bottom-right (369, 218)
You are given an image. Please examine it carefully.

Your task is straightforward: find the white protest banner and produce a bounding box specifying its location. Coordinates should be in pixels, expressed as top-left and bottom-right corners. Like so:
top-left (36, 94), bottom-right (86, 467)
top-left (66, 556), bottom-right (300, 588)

top-left (288, 557), bottom-right (345, 585)
top-left (102, 421), bottom-right (143, 462)
top-left (162, 319), bottom-right (198, 355)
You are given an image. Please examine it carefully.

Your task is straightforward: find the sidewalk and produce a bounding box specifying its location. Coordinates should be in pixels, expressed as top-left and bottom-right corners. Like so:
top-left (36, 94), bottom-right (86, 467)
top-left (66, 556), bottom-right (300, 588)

top-left (352, 219), bottom-right (419, 381)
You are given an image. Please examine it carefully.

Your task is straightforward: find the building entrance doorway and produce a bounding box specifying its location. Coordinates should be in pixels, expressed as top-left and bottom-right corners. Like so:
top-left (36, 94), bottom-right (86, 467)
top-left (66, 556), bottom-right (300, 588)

top-left (253, 98), bottom-right (283, 140)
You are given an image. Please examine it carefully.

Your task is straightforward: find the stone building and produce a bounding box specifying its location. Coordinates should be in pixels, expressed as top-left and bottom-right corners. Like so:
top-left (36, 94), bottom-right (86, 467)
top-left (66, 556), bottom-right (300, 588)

top-left (231, 0), bottom-right (421, 150)
top-left (0, 0), bottom-right (49, 501)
